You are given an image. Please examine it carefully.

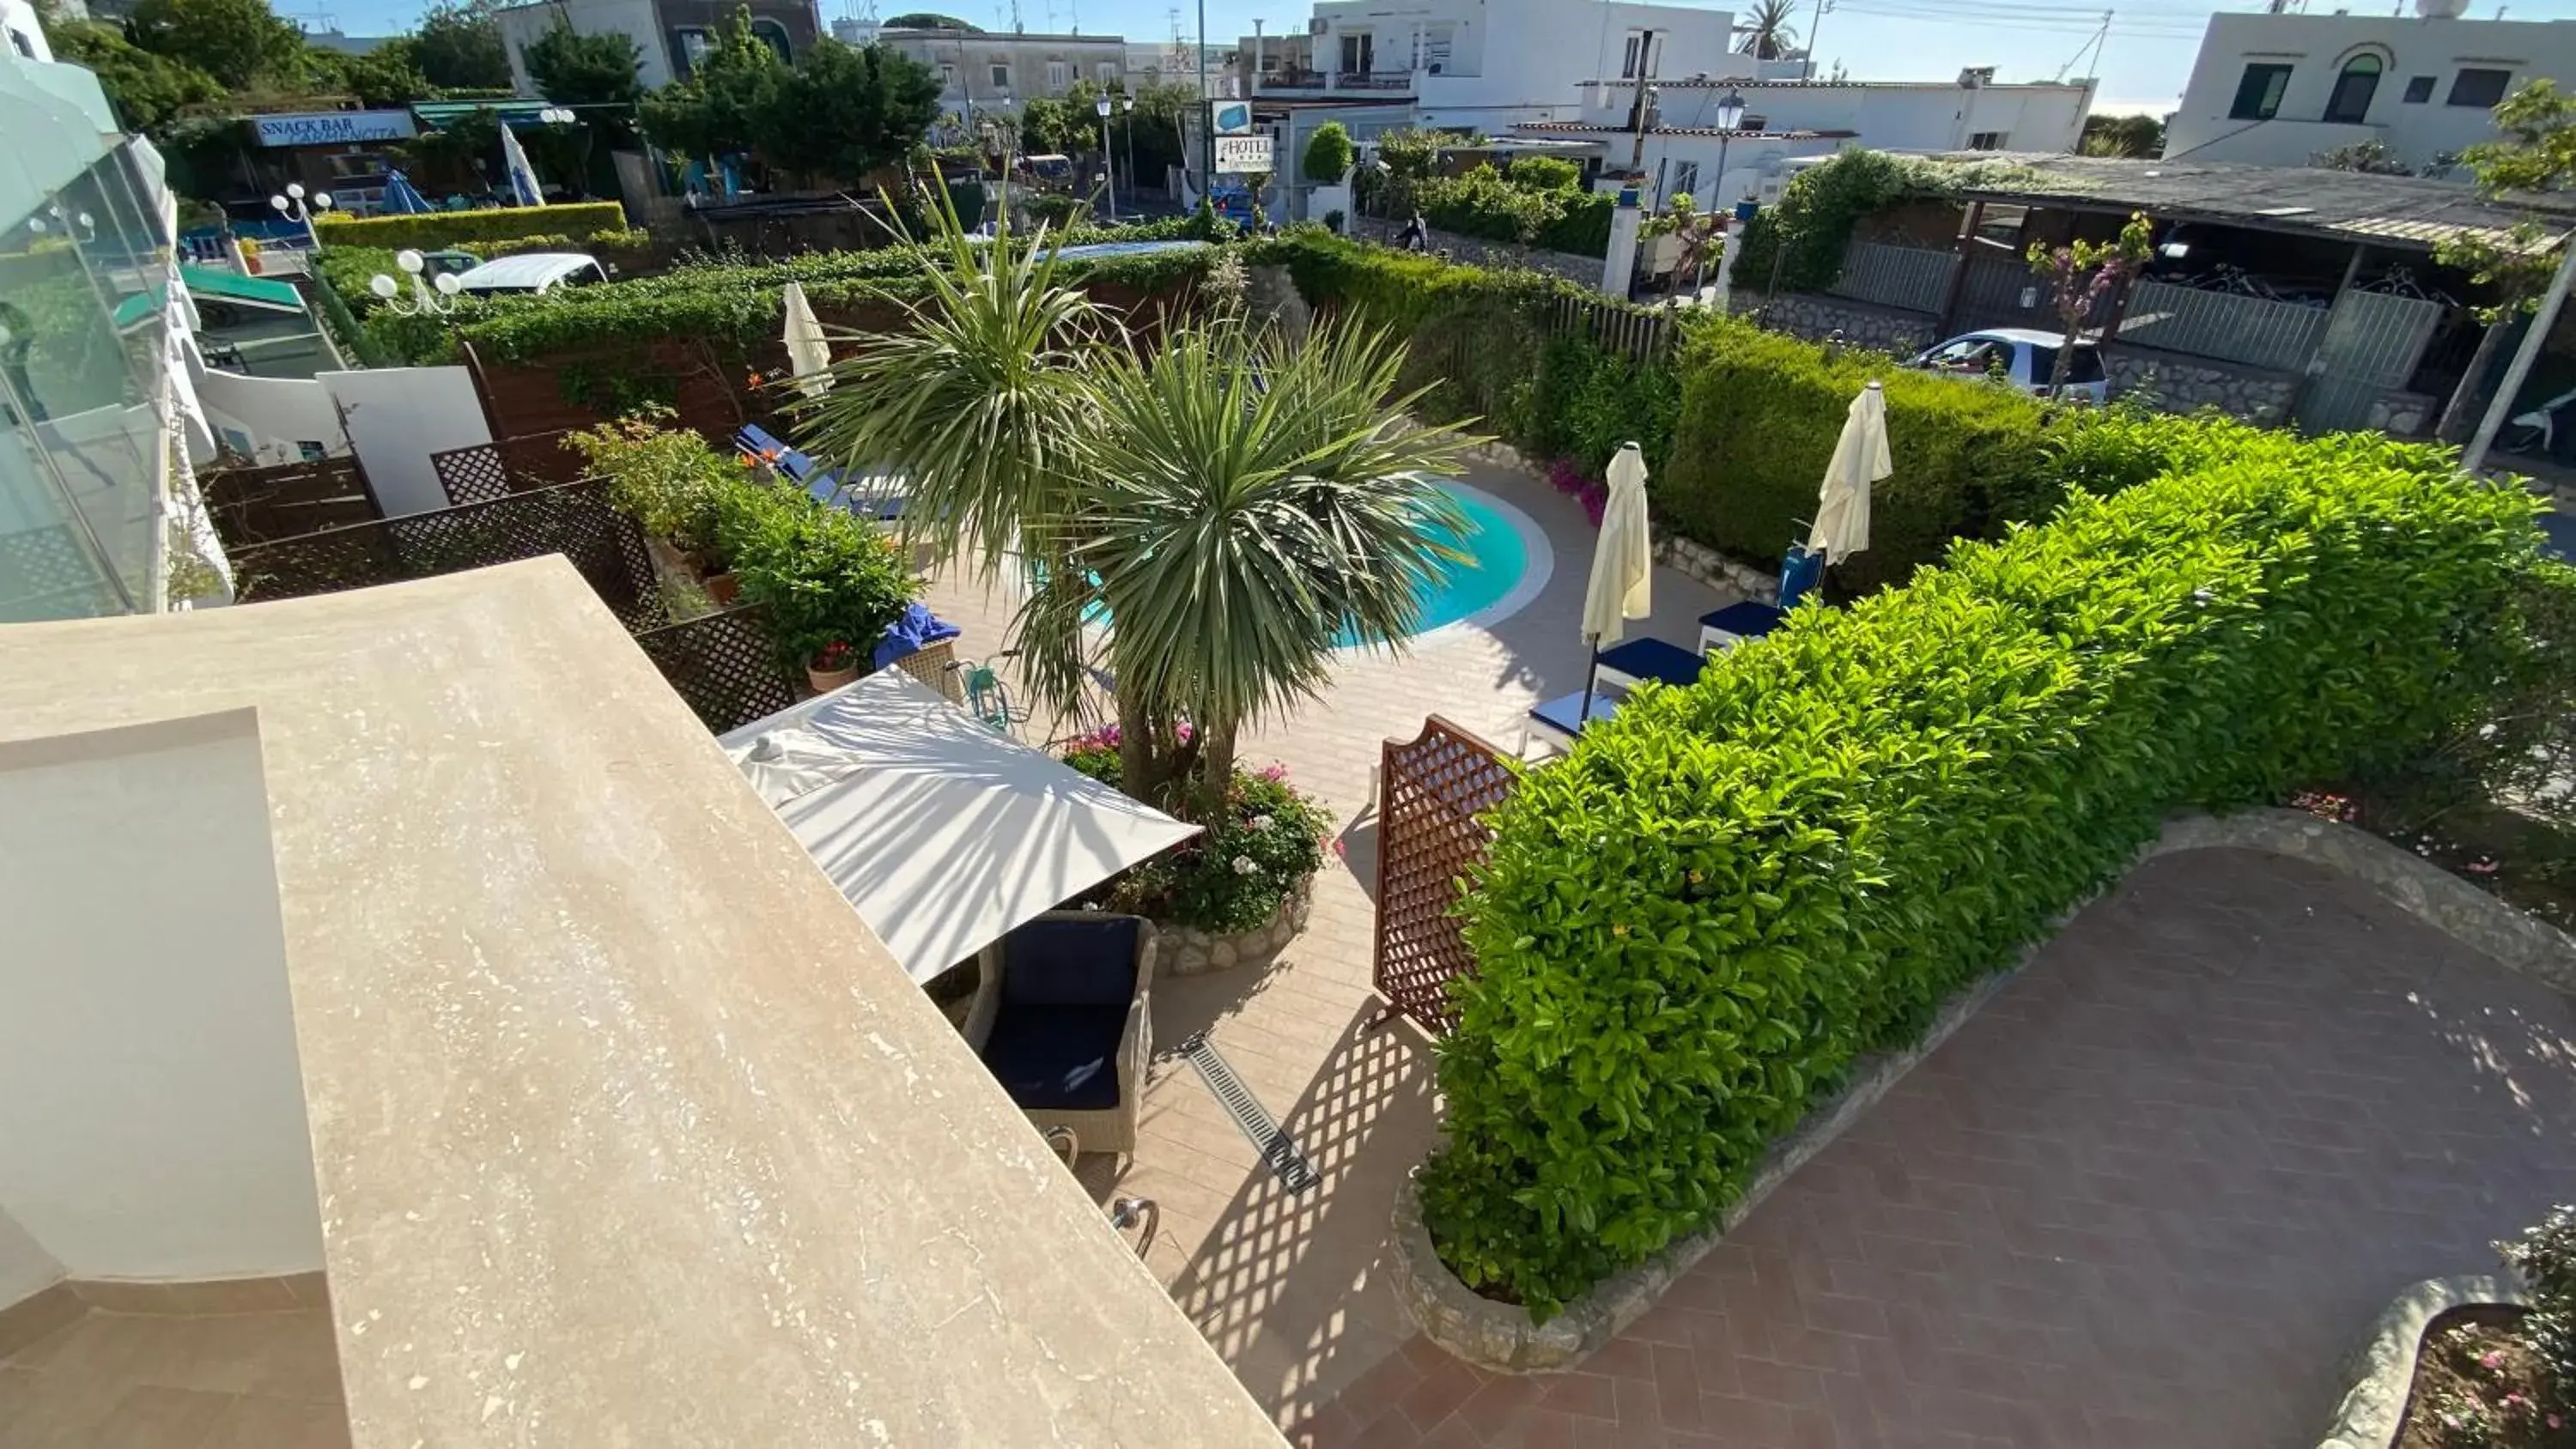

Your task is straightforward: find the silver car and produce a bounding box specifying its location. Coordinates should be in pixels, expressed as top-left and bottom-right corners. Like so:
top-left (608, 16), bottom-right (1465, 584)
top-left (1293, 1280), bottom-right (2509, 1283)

top-left (1905, 328), bottom-right (2111, 403)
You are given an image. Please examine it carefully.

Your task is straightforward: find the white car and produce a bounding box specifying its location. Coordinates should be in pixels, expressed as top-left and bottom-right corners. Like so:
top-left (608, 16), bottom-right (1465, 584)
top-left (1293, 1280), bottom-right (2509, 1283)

top-left (1905, 328), bottom-right (2110, 403)
top-left (447, 252), bottom-right (610, 298)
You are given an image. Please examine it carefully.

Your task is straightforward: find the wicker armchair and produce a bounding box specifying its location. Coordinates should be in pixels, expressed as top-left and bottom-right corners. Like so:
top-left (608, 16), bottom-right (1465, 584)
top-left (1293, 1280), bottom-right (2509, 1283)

top-left (963, 912), bottom-right (1157, 1162)
top-left (889, 639), bottom-right (964, 703)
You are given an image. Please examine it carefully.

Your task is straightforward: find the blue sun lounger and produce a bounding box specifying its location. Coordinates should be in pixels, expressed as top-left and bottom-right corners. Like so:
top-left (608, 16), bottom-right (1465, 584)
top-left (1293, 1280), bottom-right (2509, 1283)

top-left (736, 422), bottom-right (905, 522)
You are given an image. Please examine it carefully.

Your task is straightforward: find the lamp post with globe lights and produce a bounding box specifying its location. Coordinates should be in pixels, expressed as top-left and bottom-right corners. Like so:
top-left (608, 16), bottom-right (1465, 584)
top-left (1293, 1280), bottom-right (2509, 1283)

top-left (1121, 94), bottom-right (1137, 214)
top-left (1710, 88), bottom-right (1747, 208)
top-left (1094, 94), bottom-right (1117, 222)
top-left (368, 249), bottom-right (464, 318)
top-left (270, 182), bottom-right (331, 250)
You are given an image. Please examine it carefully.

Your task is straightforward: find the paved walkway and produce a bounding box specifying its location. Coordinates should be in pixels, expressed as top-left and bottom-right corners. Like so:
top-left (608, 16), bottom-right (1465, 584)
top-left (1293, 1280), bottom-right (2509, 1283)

top-left (920, 459), bottom-right (1728, 1428)
top-left (1304, 848), bottom-right (2576, 1447)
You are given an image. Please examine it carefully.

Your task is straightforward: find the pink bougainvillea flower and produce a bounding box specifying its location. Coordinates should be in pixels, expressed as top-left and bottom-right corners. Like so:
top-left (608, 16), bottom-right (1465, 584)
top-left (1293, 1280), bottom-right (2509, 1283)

top-left (2482, 1350), bottom-right (2507, 1369)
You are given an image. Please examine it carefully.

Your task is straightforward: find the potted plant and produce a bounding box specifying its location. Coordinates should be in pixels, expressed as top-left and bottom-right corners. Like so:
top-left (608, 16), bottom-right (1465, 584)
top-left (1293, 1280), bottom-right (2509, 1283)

top-left (564, 408), bottom-right (736, 595)
top-left (806, 639), bottom-right (862, 692)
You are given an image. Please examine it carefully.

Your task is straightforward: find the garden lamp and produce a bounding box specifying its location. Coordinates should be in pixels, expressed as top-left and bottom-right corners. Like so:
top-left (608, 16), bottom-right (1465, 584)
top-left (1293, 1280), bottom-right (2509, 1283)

top-left (270, 182), bottom-right (332, 251)
top-left (1096, 94), bottom-right (1118, 222)
top-left (1712, 88), bottom-right (1747, 208)
top-left (368, 247), bottom-right (462, 318)
top-left (1121, 94), bottom-right (1137, 208)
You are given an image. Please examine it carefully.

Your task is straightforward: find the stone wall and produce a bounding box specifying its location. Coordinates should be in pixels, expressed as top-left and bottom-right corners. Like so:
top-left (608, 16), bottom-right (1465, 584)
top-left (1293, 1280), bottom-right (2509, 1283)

top-left (2098, 347), bottom-right (2296, 426)
top-left (1354, 217), bottom-right (1601, 288)
top-left (1729, 291), bottom-right (1941, 358)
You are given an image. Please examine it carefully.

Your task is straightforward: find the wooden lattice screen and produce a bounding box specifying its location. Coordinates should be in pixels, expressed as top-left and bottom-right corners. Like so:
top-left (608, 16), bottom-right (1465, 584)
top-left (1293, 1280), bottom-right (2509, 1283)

top-left (633, 606), bottom-right (800, 734)
top-left (431, 431), bottom-right (585, 509)
top-left (1371, 716), bottom-right (1520, 1036)
top-left (200, 457), bottom-right (380, 549)
top-left (228, 478), bottom-right (662, 629)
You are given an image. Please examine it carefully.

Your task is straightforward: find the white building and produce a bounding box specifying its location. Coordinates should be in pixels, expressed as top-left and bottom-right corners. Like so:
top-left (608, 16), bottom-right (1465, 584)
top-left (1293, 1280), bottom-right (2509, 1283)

top-left (1517, 72), bottom-right (2095, 210)
top-left (3, 0), bottom-right (50, 62)
top-left (1244, 0), bottom-right (1745, 134)
top-left (495, 0), bottom-right (823, 94)
top-left (874, 26), bottom-right (1130, 117)
top-left (2164, 1), bottom-right (2576, 172)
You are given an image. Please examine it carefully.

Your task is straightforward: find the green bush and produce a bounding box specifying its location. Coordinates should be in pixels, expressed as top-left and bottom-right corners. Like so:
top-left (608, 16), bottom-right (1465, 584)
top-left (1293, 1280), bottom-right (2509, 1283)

top-left (1060, 738), bottom-right (1334, 931)
top-left (562, 408), bottom-right (733, 559)
top-left (714, 478), bottom-right (918, 670)
top-left (1303, 120), bottom-right (1355, 184)
top-left (1420, 423), bottom-right (2549, 1317)
top-left (1507, 155), bottom-right (1581, 192)
top-left (1662, 313), bottom-right (2052, 593)
top-left (313, 201), bottom-right (628, 252)
top-left (1413, 164), bottom-right (1615, 258)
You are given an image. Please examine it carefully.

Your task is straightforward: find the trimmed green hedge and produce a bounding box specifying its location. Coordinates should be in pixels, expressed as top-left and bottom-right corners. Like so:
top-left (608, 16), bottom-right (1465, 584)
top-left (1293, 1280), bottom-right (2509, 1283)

top-left (1415, 167), bottom-right (1617, 258)
top-left (313, 202), bottom-right (629, 252)
top-left (1420, 420), bottom-right (2549, 1316)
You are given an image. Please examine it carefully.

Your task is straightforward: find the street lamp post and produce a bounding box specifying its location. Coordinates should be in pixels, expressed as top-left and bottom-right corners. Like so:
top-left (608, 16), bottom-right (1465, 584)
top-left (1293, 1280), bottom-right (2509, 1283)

top-left (368, 249), bottom-right (464, 318)
top-left (1095, 94), bottom-right (1117, 221)
top-left (1710, 88), bottom-right (1747, 209)
top-left (1121, 94), bottom-right (1137, 210)
top-left (269, 181), bottom-right (333, 251)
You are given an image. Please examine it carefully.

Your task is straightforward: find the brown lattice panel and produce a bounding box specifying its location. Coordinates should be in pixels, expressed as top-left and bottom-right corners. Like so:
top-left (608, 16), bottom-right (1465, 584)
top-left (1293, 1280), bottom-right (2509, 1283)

top-left (1371, 716), bottom-right (1520, 1036)
top-left (633, 606), bottom-right (800, 734)
top-left (200, 457), bottom-right (380, 549)
top-left (429, 442), bottom-right (513, 506)
top-left (228, 478), bottom-right (661, 628)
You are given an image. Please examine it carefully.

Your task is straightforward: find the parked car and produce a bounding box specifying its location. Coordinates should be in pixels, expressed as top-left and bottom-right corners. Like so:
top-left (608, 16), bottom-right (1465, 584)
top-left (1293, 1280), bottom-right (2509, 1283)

top-left (1905, 328), bottom-right (2110, 403)
top-left (447, 252), bottom-right (609, 298)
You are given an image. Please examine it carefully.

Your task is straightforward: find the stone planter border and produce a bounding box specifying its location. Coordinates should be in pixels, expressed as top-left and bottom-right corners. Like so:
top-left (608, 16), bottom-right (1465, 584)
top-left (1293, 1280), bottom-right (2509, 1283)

top-left (1159, 880), bottom-right (1313, 977)
top-left (2316, 1276), bottom-right (2530, 1449)
top-left (1392, 808), bottom-right (2576, 1373)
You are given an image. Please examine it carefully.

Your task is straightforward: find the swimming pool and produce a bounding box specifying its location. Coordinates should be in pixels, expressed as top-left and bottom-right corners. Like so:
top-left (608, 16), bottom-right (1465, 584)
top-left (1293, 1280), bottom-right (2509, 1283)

top-left (1335, 479), bottom-right (1549, 647)
top-left (1071, 479), bottom-right (1550, 648)
top-left (1046, 239), bottom-right (1211, 262)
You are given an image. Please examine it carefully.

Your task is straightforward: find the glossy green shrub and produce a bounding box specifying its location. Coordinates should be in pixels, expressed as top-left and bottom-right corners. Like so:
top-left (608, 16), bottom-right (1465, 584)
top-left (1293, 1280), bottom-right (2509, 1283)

top-left (313, 202), bottom-right (628, 252)
top-left (1421, 432), bottom-right (2547, 1317)
top-left (1662, 313), bottom-right (2051, 593)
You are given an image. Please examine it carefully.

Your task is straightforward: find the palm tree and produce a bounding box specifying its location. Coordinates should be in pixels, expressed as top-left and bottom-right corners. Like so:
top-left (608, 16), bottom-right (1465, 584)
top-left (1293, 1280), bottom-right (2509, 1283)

top-left (1735, 0), bottom-right (1799, 58)
top-left (800, 187), bottom-right (1479, 816)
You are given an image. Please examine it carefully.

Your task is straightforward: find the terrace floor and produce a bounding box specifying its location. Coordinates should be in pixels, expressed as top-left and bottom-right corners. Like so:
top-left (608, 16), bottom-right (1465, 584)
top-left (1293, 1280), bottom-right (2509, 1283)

top-left (0, 1306), bottom-right (348, 1448)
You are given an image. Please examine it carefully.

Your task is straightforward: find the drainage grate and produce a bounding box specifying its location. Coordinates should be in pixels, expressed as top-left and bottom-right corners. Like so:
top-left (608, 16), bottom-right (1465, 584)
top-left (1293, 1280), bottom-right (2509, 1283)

top-left (1178, 1031), bottom-right (1319, 1194)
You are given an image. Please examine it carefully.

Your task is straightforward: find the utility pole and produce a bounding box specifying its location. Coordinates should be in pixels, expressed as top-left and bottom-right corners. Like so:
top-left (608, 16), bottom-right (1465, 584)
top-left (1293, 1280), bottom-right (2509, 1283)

top-left (1197, 0), bottom-right (1213, 197)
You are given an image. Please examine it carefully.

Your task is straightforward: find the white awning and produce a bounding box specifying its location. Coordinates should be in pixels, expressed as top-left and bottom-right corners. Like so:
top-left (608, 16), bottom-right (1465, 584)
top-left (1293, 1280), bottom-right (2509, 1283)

top-left (719, 671), bottom-right (1200, 983)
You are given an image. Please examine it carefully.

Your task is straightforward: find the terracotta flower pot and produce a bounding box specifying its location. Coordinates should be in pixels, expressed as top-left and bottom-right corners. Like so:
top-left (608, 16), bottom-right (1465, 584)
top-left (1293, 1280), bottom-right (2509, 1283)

top-left (807, 662), bottom-right (861, 693)
top-left (703, 572), bottom-right (740, 606)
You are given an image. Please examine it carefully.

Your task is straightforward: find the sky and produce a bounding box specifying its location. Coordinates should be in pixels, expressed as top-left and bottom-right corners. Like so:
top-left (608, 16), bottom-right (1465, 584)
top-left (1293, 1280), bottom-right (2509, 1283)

top-left (289, 0), bottom-right (2576, 114)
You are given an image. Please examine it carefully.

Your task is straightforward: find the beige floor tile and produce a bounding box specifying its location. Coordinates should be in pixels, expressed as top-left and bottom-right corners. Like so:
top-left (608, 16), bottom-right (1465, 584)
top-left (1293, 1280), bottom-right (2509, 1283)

top-left (202, 1395), bottom-right (354, 1449)
top-left (59, 1384), bottom-right (235, 1449)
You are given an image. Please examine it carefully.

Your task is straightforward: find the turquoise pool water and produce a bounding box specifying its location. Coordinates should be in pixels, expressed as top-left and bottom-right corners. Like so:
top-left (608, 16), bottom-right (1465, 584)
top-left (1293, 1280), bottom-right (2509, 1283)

top-left (1332, 481), bottom-right (1531, 646)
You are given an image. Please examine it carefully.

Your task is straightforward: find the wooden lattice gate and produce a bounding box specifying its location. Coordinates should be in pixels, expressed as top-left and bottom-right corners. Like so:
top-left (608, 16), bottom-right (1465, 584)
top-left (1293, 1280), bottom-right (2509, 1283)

top-left (1371, 717), bottom-right (1519, 1036)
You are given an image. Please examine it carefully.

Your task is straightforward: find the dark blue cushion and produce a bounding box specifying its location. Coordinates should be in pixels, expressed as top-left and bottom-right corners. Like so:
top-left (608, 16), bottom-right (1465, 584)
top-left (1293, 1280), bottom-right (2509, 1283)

top-left (1528, 690), bottom-right (1620, 737)
top-left (1002, 917), bottom-right (1139, 1007)
top-left (1700, 600), bottom-right (1787, 639)
top-left (1596, 637), bottom-right (1704, 688)
top-left (981, 1004), bottom-right (1126, 1110)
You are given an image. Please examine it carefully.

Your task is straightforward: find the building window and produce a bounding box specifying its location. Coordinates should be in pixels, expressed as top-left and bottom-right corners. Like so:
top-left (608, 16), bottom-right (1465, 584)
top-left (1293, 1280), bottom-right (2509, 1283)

top-left (8, 27), bottom-right (33, 58)
top-left (1967, 130), bottom-right (2008, 150)
top-left (990, 62), bottom-right (1011, 88)
top-left (1668, 160), bottom-right (1698, 201)
top-left (1097, 61), bottom-right (1116, 84)
top-left (1340, 31), bottom-right (1372, 73)
top-left (673, 27), bottom-right (714, 75)
top-left (2228, 62), bottom-right (2293, 120)
top-left (939, 62), bottom-right (957, 89)
top-left (2449, 67), bottom-right (2512, 107)
top-left (1046, 59), bottom-right (1069, 89)
top-left (749, 17), bottom-right (792, 61)
top-left (1621, 28), bottom-right (1643, 79)
top-left (2403, 75), bottom-right (2436, 103)
top-left (2324, 52), bottom-right (2382, 124)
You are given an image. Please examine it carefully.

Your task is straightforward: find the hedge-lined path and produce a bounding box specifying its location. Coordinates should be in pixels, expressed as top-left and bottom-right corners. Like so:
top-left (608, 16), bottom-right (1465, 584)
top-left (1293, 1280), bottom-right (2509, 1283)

top-left (916, 458), bottom-right (1730, 1431)
top-left (1301, 847), bottom-right (2576, 1447)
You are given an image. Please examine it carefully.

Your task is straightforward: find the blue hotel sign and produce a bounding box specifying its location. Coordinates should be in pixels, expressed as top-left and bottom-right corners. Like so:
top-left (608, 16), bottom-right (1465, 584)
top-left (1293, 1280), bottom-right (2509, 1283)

top-left (251, 111), bottom-right (418, 148)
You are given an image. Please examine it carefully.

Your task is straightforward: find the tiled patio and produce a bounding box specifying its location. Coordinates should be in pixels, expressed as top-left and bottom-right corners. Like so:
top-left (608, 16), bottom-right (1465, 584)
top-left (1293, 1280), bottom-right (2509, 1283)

top-left (1308, 848), bottom-right (2576, 1447)
top-left (920, 458), bottom-right (1728, 1427)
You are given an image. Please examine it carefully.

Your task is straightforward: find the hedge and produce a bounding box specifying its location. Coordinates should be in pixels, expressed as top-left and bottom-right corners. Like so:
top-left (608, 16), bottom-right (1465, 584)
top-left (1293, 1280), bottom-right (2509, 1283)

top-left (1419, 419), bottom-right (2550, 1316)
top-left (313, 202), bottom-right (629, 252)
top-left (1263, 233), bottom-right (2061, 593)
top-left (1415, 167), bottom-right (1617, 258)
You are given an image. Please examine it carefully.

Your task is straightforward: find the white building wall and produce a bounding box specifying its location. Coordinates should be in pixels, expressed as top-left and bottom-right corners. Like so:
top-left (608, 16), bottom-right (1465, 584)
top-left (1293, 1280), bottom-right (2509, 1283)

top-left (498, 0), bottom-right (669, 94)
top-left (883, 29), bottom-right (1129, 116)
top-left (1299, 0), bottom-right (1737, 131)
top-left (2, 0), bottom-right (52, 64)
top-left (2166, 12), bottom-right (2576, 171)
top-left (0, 712), bottom-right (325, 1282)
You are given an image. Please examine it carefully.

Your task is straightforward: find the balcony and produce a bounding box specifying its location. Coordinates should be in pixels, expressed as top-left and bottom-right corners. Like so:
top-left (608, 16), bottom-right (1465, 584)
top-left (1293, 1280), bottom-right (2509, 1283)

top-left (1255, 66), bottom-right (1417, 95)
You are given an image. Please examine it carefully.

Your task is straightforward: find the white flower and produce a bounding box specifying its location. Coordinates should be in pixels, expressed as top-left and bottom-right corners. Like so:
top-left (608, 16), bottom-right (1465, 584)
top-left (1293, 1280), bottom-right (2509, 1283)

top-left (1231, 855), bottom-right (1260, 876)
top-left (1249, 814), bottom-right (1275, 832)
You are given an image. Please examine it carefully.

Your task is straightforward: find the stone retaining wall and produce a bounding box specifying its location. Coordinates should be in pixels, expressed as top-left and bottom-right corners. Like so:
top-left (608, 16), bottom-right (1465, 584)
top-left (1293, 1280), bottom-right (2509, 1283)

top-left (1160, 882), bottom-right (1312, 977)
top-left (2099, 347), bottom-right (2297, 425)
top-left (1391, 808), bottom-right (2576, 1373)
top-left (1731, 290), bottom-right (1941, 357)
top-left (2317, 1276), bottom-right (2530, 1449)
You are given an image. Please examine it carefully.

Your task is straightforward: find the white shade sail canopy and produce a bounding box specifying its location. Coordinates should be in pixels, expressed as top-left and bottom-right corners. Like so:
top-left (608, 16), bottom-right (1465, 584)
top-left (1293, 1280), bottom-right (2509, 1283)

top-left (1810, 381), bottom-right (1889, 561)
top-left (720, 671), bottom-right (1201, 983)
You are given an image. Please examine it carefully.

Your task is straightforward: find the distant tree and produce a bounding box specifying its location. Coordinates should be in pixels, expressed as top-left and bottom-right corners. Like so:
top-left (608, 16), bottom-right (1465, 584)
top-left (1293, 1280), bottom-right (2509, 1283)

top-left (2314, 138), bottom-right (2414, 174)
top-left (123, 0), bottom-right (306, 89)
top-left (36, 0), bottom-right (222, 135)
top-left (755, 41), bottom-right (940, 185)
top-left (2079, 113), bottom-right (2164, 159)
top-left (412, 0), bottom-right (513, 90)
top-left (524, 22), bottom-right (643, 108)
top-left (2433, 79), bottom-right (2576, 440)
top-left (638, 8), bottom-right (777, 157)
top-left (2026, 209), bottom-right (2151, 397)
top-left (1505, 153), bottom-right (1579, 191)
top-left (1302, 119), bottom-right (1353, 183)
top-left (882, 11), bottom-right (981, 28)
top-left (1018, 78), bottom-right (1105, 156)
top-left (331, 42), bottom-right (435, 107)
top-left (1734, 0), bottom-right (1798, 59)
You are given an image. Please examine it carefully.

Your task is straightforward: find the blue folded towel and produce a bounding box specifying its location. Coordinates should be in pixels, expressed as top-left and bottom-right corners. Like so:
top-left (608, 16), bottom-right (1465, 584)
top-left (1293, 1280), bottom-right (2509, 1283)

top-left (874, 603), bottom-right (963, 670)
